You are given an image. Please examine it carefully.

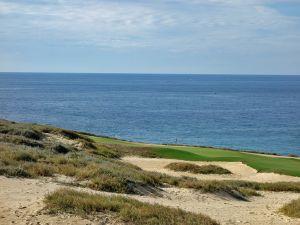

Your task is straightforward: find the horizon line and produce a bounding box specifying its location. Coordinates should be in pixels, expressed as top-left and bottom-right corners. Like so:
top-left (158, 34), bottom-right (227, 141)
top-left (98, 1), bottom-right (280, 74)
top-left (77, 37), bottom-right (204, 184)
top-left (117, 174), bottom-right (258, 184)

top-left (0, 71), bottom-right (300, 76)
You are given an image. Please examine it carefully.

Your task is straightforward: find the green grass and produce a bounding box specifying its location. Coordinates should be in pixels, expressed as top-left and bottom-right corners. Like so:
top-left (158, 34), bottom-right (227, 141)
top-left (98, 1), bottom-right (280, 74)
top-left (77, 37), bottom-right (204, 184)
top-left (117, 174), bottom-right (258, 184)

top-left (165, 162), bottom-right (231, 174)
top-left (91, 135), bottom-right (300, 177)
top-left (45, 188), bottom-right (219, 225)
top-left (152, 147), bottom-right (300, 177)
top-left (91, 134), bottom-right (300, 177)
top-left (280, 198), bottom-right (300, 218)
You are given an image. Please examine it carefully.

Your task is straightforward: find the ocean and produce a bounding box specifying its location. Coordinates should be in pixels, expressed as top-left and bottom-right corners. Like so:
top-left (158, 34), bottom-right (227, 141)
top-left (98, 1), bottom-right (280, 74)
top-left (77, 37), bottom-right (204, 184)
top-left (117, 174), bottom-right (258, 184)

top-left (0, 73), bottom-right (299, 155)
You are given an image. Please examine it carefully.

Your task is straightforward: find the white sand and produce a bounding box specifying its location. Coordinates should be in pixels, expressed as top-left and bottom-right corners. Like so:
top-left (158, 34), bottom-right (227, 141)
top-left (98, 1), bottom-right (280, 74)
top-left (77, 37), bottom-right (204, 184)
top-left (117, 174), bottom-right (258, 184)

top-left (133, 188), bottom-right (300, 225)
top-left (1, 175), bottom-right (300, 225)
top-left (0, 176), bottom-right (123, 225)
top-left (122, 156), bottom-right (300, 183)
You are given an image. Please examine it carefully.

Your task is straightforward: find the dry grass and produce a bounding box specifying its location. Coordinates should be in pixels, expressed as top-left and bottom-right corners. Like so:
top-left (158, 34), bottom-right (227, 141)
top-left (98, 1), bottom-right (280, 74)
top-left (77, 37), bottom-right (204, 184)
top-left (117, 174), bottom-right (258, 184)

top-left (103, 143), bottom-right (158, 158)
top-left (0, 142), bottom-right (161, 194)
top-left (1, 141), bottom-right (300, 199)
top-left (45, 188), bottom-right (219, 225)
top-left (25, 163), bottom-right (55, 177)
top-left (157, 175), bottom-right (300, 198)
top-left (165, 162), bottom-right (231, 174)
top-left (280, 198), bottom-right (300, 218)
top-left (0, 134), bottom-right (44, 148)
top-left (1, 119), bottom-right (300, 200)
top-left (238, 188), bottom-right (261, 197)
top-left (0, 123), bottom-right (44, 140)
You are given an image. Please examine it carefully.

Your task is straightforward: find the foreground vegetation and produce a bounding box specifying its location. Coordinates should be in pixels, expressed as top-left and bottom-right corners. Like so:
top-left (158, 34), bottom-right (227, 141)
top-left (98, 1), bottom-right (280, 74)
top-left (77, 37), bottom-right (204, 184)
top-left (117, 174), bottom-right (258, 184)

top-left (1, 119), bottom-right (300, 200)
top-left (45, 188), bottom-right (219, 225)
top-left (165, 162), bottom-right (231, 174)
top-left (280, 198), bottom-right (300, 218)
top-left (0, 119), bottom-right (162, 194)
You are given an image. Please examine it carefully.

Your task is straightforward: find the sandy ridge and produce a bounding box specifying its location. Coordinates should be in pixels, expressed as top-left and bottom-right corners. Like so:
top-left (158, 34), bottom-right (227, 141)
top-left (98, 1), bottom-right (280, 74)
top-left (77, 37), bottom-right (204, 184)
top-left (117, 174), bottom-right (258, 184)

top-left (1, 175), bottom-right (300, 225)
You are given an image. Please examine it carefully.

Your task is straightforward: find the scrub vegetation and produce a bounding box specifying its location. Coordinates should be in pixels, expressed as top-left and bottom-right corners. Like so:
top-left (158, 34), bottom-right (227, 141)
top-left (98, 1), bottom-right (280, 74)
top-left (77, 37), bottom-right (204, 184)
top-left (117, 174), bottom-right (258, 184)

top-left (0, 119), bottom-right (162, 194)
top-left (1, 119), bottom-right (300, 199)
top-left (165, 162), bottom-right (231, 174)
top-left (280, 198), bottom-right (300, 218)
top-left (45, 188), bottom-right (219, 225)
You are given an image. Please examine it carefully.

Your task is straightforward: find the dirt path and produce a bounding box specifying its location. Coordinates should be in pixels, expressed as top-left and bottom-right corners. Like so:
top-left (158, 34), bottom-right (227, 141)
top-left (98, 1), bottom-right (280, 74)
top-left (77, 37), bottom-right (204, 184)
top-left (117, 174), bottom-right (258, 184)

top-left (122, 156), bottom-right (300, 183)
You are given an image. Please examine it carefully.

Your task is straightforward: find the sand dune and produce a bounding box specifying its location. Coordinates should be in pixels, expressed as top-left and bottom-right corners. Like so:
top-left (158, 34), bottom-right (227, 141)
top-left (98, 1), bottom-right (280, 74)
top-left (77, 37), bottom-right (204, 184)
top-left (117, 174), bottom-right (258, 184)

top-left (1, 175), bottom-right (300, 225)
top-left (0, 176), bottom-right (123, 225)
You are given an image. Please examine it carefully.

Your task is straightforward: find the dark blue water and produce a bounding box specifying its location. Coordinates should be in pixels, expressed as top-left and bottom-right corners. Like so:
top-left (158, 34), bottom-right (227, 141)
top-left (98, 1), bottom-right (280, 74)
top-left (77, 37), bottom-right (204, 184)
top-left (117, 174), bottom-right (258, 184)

top-left (0, 73), bottom-right (299, 155)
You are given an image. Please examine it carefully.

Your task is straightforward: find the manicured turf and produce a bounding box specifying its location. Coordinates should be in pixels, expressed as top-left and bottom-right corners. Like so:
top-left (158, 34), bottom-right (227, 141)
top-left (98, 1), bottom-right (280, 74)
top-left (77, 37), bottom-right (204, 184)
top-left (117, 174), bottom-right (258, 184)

top-left (153, 147), bottom-right (300, 177)
top-left (91, 136), bottom-right (300, 177)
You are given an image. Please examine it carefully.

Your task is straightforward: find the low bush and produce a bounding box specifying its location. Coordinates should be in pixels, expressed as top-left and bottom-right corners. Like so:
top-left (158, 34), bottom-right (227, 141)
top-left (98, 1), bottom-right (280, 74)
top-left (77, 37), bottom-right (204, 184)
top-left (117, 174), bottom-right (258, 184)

top-left (280, 198), bottom-right (300, 218)
top-left (88, 175), bottom-right (127, 193)
top-left (0, 135), bottom-right (44, 148)
top-left (165, 162), bottom-right (231, 174)
top-left (14, 152), bottom-right (37, 162)
top-left (0, 126), bottom-right (44, 140)
top-left (52, 144), bottom-right (71, 154)
top-left (0, 165), bottom-right (32, 178)
top-left (25, 163), bottom-right (55, 177)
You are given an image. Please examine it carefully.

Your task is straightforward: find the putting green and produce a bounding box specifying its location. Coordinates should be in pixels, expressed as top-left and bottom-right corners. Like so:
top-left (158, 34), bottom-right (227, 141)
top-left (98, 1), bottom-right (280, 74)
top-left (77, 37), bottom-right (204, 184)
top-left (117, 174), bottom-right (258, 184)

top-left (91, 135), bottom-right (300, 177)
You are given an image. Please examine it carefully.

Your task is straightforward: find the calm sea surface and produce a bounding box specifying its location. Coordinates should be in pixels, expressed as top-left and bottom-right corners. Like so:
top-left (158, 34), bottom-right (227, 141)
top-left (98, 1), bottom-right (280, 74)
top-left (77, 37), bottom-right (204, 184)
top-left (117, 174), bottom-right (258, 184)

top-left (0, 73), bottom-right (299, 155)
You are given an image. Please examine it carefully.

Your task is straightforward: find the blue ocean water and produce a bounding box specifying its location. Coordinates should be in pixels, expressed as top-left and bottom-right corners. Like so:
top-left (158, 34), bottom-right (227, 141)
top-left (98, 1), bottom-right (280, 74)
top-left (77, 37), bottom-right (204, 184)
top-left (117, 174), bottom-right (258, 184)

top-left (0, 73), bottom-right (299, 155)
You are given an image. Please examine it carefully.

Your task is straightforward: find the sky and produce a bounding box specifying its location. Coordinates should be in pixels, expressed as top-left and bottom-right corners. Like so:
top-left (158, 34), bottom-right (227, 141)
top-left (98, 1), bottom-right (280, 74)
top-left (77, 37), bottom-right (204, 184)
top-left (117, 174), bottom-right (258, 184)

top-left (0, 0), bottom-right (300, 75)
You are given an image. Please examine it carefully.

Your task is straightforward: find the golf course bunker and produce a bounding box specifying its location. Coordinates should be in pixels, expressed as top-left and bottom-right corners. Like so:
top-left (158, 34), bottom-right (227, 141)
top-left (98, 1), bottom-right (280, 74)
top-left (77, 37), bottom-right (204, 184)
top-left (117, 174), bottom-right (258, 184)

top-left (122, 157), bottom-right (300, 183)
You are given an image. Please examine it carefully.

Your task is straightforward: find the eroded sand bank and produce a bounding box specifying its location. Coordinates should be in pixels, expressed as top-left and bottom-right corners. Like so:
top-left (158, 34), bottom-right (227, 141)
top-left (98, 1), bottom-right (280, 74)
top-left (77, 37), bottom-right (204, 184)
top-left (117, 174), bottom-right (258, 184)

top-left (1, 176), bottom-right (300, 225)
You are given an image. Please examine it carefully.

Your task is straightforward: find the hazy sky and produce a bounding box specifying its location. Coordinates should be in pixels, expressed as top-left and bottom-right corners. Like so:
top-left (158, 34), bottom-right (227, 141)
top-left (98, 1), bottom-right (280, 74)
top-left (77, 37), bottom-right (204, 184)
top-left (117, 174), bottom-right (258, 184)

top-left (0, 0), bottom-right (300, 74)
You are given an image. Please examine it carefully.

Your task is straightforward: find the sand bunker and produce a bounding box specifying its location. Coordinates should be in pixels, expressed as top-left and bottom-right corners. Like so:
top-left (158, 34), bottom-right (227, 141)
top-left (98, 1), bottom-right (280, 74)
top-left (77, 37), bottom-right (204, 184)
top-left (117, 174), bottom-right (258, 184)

top-left (122, 156), bottom-right (300, 183)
